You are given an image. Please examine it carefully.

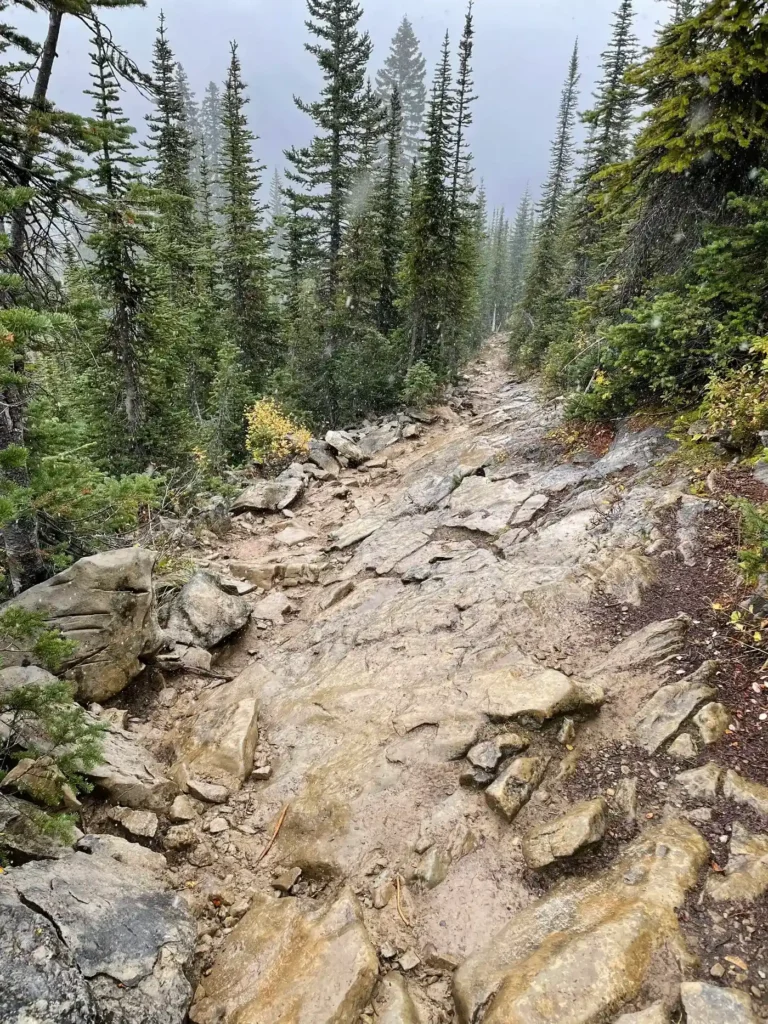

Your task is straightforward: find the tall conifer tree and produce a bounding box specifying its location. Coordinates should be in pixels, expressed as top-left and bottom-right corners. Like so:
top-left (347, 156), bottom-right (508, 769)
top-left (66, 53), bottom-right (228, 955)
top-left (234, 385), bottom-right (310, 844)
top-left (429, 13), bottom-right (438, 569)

top-left (375, 16), bottom-right (427, 172)
top-left (284, 0), bottom-right (383, 301)
top-left (219, 42), bottom-right (274, 381)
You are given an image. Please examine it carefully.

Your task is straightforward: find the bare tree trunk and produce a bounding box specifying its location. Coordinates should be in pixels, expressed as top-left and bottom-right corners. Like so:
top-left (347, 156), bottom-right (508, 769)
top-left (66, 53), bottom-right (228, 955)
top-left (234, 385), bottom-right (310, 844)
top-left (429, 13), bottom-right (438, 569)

top-left (9, 10), bottom-right (64, 273)
top-left (2, 9), bottom-right (63, 592)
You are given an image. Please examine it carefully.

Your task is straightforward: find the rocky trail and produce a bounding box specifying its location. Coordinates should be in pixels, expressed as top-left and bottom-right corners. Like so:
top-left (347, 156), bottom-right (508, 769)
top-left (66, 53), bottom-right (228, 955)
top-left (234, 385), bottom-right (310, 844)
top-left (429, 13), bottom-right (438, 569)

top-left (2, 339), bottom-right (768, 1024)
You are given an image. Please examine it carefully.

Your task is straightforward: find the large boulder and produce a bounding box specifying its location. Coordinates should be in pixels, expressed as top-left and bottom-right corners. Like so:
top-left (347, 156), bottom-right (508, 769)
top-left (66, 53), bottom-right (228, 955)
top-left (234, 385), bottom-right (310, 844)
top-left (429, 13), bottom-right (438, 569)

top-left (453, 819), bottom-right (709, 1024)
top-left (230, 477), bottom-right (304, 514)
top-left (5, 548), bottom-right (161, 703)
top-left (325, 430), bottom-right (367, 466)
top-left (190, 889), bottom-right (378, 1024)
top-left (87, 714), bottom-right (178, 812)
top-left (0, 839), bottom-right (196, 1024)
top-left (165, 572), bottom-right (250, 650)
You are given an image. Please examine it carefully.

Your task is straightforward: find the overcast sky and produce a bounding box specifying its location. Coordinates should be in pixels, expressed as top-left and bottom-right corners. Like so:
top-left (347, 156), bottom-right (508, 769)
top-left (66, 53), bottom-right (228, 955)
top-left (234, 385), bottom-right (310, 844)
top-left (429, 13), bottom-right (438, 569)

top-left (25, 0), bottom-right (666, 213)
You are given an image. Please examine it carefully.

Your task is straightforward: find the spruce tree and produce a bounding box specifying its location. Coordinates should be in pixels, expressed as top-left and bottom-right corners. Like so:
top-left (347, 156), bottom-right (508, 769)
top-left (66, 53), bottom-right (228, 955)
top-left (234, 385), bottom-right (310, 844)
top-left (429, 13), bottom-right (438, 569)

top-left (285, 0), bottom-right (383, 300)
top-left (402, 33), bottom-right (455, 370)
top-left (201, 81), bottom-right (224, 211)
top-left (375, 16), bottom-right (427, 172)
top-left (512, 41), bottom-right (580, 364)
top-left (82, 21), bottom-right (151, 472)
top-left (268, 169), bottom-right (286, 265)
top-left (372, 88), bottom-right (406, 336)
top-left (175, 62), bottom-right (202, 186)
top-left (219, 42), bottom-right (275, 383)
top-left (506, 189), bottom-right (535, 309)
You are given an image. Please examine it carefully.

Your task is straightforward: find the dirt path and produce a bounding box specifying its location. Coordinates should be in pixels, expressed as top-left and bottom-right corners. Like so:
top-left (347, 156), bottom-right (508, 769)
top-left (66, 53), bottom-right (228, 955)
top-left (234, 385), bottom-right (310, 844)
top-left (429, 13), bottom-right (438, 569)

top-left (149, 340), bottom-right (767, 1023)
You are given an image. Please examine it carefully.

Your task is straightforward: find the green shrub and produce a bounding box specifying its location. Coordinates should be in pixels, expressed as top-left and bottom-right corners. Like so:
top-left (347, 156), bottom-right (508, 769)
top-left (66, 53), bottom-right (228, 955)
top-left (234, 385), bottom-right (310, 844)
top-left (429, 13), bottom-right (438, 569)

top-left (401, 361), bottom-right (440, 408)
top-left (703, 367), bottom-right (768, 452)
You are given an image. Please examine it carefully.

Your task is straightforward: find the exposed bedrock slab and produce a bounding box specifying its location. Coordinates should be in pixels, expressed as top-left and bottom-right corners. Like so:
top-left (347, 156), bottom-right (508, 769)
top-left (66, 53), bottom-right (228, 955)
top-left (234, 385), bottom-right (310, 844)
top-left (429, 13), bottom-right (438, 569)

top-left (453, 819), bottom-right (709, 1024)
top-left (680, 982), bottom-right (759, 1024)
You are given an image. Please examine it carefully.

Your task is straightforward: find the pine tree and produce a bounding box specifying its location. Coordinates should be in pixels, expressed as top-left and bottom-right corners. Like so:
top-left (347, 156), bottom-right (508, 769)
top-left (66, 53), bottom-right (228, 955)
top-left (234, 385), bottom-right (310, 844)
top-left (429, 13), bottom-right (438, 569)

top-left (285, 0), bottom-right (384, 300)
top-left (219, 42), bottom-right (274, 383)
top-left (375, 16), bottom-right (427, 172)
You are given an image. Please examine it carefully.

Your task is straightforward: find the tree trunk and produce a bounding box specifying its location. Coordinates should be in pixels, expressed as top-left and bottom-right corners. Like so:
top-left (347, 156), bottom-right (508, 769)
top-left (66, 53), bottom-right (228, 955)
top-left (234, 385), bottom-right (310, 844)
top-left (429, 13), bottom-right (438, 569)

top-left (9, 9), bottom-right (64, 274)
top-left (2, 9), bottom-right (63, 592)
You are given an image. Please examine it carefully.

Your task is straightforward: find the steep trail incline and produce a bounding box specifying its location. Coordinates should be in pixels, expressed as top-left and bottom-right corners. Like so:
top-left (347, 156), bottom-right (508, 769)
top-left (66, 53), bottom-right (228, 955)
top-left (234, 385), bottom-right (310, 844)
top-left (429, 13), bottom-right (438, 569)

top-left (149, 341), bottom-right (766, 1023)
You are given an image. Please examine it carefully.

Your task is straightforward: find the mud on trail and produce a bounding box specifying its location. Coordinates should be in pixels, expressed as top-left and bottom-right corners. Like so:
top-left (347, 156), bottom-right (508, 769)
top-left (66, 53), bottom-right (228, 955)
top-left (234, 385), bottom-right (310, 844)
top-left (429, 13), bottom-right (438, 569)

top-left (90, 341), bottom-right (768, 1021)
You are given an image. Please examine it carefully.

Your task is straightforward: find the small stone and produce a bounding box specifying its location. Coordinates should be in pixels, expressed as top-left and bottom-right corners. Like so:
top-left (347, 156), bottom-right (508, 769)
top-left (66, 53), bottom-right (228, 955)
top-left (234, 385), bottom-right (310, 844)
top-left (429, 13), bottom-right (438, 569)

top-left (251, 765), bottom-right (272, 781)
top-left (164, 823), bottom-right (198, 850)
top-left (108, 806), bottom-right (158, 839)
top-left (485, 756), bottom-right (550, 822)
top-left (557, 718), bottom-right (576, 746)
top-left (612, 777), bottom-right (638, 822)
top-left (460, 767), bottom-right (495, 789)
top-left (686, 807), bottom-right (713, 824)
top-left (694, 703), bottom-right (732, 745)
top-left (187, 779), bottom-right (230, 804)
top-left (706, 822), bottom-right (768, 904)
top-left (208, 816), bottom-right (229, 834)
top-left (614, 1004), bottom-right (669, 1024)
top-left (170, 795), bottom-right (199, 822)
top-left (373, 879), bottom-right (395, 910)
top-left (467, 740), bottom-right (502, 772)
top-left (415, 847), bottom-right (452, 890)
top-left (668, 733), bottom-right (698, 760)
top-left (272, 867), bottom-right (302, 893)
top-left (495, 731), bottom-right (530, 755)
top-left (380, 942), bottom-right (397, 959)
top-left (399, 949), bottom-right (420, 972)
top-left (723, 770), bottom-right (768, 817)
top-left (710, 963), bottom-right (726, 979)
top-left (188, 844), bottom-right (215, 867)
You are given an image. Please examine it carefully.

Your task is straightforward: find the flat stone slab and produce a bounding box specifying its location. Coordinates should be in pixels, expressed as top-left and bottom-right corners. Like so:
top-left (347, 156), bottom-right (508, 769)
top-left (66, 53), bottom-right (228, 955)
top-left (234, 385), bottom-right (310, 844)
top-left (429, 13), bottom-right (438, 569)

top-left (190, 889), bottom-right (378, 1024)
top-left (676, 763), bottom-right (723, 804)
top-left (522, 798), bottom-right (608, 870)
top-left (231, 478), bottom-right (304, 513)
top-left (706, 822), bottom-right (768, 904)
top-left (481, 668), bottom-right (605, 724)
top-left (681, 982), bottom-right (759, 1024)
top-left (723, 769), bottom-right (768, 817)
top-left (634, 672), bottom-right (717, 753)
top-left (454, 820), bottom-right (709, 1024)
top-left (615, 1004), bottom-right (669, 1024)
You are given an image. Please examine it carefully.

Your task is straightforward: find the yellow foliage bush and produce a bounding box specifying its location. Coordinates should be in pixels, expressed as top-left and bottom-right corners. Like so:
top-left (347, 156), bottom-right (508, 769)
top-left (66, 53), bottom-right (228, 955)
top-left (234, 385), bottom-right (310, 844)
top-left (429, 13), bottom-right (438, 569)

top-left (245, 399), bottom-right (311, 472)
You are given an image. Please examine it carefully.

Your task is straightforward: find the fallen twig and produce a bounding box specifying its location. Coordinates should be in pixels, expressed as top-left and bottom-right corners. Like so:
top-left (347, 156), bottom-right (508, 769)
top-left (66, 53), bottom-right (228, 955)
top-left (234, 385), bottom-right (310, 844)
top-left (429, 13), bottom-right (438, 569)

top-left (255, 804), bottom-right (289, 866)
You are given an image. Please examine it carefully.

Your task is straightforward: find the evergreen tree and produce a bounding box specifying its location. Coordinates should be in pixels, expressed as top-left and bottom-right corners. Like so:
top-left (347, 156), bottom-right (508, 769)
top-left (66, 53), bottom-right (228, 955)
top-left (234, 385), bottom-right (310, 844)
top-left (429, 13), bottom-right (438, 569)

top-left (268, 169), bottom-right (285, 265)
top-left (219, 42), bottom-right (274, 383)
top-left (201, 81), bottom-right (224, 211)
top-left (82, 21), bottom-right (151, 471)
top-left (372, 88), bottom-right (406, 336)
top-left (175, 62), bottom-right (202, 185)
top-left (375, 16), bottom-right (427, 172)
top-left (506, 189), bottom-right (535, 309)
top-left (511, 40), bottom-right (580, 364)
top-left (285, 0), bottom-right (383, 300)
top-left (402, 33), bottom-right (455, 370)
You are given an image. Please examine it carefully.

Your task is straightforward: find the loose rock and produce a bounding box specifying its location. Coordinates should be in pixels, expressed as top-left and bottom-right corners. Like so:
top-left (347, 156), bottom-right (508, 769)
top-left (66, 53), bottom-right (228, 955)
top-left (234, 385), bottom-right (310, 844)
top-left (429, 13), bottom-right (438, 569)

top-left (634, 670), bottom-right (718, 753)
top-left (166, 572), bottom-right (250, 649)
top-left (706, 822), bottom-right (768, 903)
top-left (680, 982), bottom-right (759, 1024)
top-left (614, 1004), bottom-right (668, 1024)
top-left (522, 797), bottom-right (608, 870)
top-left (485, 756), bottom-right (550, 821)
top-left (231, 478), bottom-right (304, 514)
top-left (693, 702), bottom-right (731, 745)
top-left (108, 806), bottom-right (159, 839)
top-left (481, 668), bottom-right (604, 724)
top-left (723, 769), bottom-right (768, 817)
